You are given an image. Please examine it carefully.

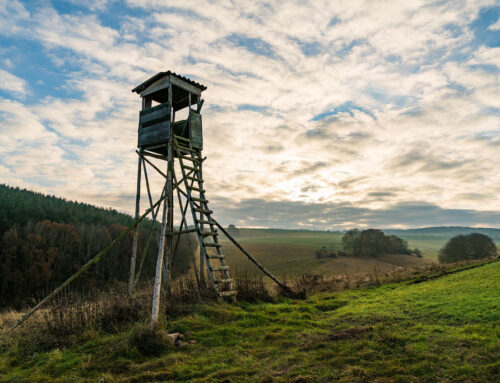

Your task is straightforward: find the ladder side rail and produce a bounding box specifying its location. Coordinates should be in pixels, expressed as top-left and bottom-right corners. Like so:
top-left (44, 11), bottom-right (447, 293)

top-left (190, 149), bottom-right (235, 296)
top-left (174, 139), bottom-right (219, 295)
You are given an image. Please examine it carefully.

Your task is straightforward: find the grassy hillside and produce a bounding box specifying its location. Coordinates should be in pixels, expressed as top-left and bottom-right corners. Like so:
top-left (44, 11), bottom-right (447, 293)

top-left (219, 227), bottom-right (499, 270)
top-left (219, 229), bottom-right (432, 276)
top-left (1, 260), bottom-right (498, 382)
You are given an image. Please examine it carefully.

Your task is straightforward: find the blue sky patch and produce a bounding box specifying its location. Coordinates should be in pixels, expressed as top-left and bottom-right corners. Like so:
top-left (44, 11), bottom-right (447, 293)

top-left (292, 38), bottom-right (322, 56)
top-left (312, 101), bottom-right (376, 121)
top-left (238, 104), bottom-right (271, 114)
top-left (226, 33), bottom-right (277, 58)
top-left (471, 6), bottom-right (500, 48)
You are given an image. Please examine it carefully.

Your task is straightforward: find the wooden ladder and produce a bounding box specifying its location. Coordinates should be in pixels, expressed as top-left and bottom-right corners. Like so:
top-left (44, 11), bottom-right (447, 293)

top-left (173, 135), bottom-right (237, 300)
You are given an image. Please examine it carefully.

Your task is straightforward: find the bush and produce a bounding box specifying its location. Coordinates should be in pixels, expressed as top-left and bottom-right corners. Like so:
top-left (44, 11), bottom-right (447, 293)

top-left (341, 229), bottom-right (409, 257)
top-left (438, 233), bottom-right (497, 263)
top-left (411, 248), bottom-right (422, 258)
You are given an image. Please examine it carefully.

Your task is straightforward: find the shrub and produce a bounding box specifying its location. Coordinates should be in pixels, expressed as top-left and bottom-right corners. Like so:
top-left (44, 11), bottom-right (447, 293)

top-left (438, 233), bottom-right (497, 263)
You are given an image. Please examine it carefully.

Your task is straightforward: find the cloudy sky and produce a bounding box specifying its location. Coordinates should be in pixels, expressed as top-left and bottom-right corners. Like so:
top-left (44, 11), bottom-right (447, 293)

top-left (0, 0), bottom-right (499, 229)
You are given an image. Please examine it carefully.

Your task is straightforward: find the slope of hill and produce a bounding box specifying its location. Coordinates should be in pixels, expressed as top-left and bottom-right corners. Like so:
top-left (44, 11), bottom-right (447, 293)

top-left (385, 226), bottom-right (500, 239)
top-left (2, 260), bottom-right (498, 382)
top-left (219, 227), bottom-right (499, 267)
top-left (0, 184), bottom-right (133, 235)
top-left (219, 228), bottom-right (432, 275)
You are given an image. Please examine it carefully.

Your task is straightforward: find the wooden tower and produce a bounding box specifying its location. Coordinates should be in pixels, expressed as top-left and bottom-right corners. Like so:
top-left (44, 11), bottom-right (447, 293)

top-left (129, 71), bottom-right (236, 324)
top-left (6, 71), bottom-right (291, 334)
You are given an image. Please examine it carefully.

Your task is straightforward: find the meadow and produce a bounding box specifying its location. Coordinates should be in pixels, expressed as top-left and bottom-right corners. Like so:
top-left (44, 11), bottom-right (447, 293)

top-left (1, 259), bottom-right (498, 382)
top-left (217, 228), bottom-right (453, 277)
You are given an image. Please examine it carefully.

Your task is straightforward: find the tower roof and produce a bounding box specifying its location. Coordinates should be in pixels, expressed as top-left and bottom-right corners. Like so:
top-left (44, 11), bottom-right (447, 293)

top-left (132, 71), bottom-right (207, 94)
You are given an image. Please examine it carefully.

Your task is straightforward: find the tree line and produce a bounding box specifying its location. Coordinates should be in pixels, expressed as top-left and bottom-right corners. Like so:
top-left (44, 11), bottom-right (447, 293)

top-left (0, 184), bottom-right (133, 237)
top-left (0, 185), bottom-right (196, 308)
top-left (340, 228), bottom-right (421, 257)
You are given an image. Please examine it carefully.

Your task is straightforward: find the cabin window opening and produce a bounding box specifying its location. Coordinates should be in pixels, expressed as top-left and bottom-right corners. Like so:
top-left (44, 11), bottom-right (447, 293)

top-left (174, 105), bottom-right (189, 122)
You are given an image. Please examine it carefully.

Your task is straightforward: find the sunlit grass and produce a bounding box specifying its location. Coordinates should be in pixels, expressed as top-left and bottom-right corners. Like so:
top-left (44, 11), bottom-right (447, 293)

top-left (1, 260), bottom-right (498, 382)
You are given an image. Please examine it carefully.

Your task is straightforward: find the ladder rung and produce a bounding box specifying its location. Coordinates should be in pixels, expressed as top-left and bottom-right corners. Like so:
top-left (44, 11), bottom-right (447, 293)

top-left (192, 197), bottom-right (208, 203)
top-left (211, 266), bottom-right (229, 271)
top-left (195, 208), bottom-right (212, 214)
top-left (185, 176), bottom-right (203, 183)
top-left (197, 220), bottom-right (214, 225)
top-left (175, 145), bottom-right (196, 153)
top-left (208, 254), bottom-right (225, 259)
top-left (174, 135), bottom-right (190, 142)
top-left (204, 242), bottom-right (222, 248)
top-left (183, 165), bottom-right (199, 172)
top-left (200, 230), bottom-right (217, 236)
top-left (179, 155), bottom-right (199, 162)
top-left (189, 187), bottom-right (205, 193)
top-left (215, 278), bottom-right (233, 284)
top-left (219, 290), bottom-right (237, 297)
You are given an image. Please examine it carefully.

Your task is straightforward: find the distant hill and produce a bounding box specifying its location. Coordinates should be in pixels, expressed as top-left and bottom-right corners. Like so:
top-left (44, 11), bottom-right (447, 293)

top-left (384, 226), bottom-right (500, 240)
top-left (0, 184), bottom-right (133, 235)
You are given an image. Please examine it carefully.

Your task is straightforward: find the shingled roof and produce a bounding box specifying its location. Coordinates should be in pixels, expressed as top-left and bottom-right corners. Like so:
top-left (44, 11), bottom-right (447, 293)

top-left (132, 71), bottom-right (207, 93)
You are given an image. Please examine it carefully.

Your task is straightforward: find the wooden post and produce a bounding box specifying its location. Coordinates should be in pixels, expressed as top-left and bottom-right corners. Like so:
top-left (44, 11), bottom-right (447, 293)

top-left (131, 171), bottom-right (165, 293)
top-left (151, 166), bottom-right (168, 327)
top-left (128, 151), bottom-right (142, 296)
top-left (195, 94), bottom-right (206, 284)
top-left (165, 83), bottom-right (175, 289)
top-left (151, 82), bottom-right (173, 328)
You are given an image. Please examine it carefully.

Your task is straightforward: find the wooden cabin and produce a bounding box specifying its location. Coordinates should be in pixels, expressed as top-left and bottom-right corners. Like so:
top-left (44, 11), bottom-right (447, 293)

top-left (132, 71), bottom-right (207, 154)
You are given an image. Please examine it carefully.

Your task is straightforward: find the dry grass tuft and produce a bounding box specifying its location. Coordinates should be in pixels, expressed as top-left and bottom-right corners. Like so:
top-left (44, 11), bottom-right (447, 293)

top-left (234, 271), bottom-right (273, 302)
top-left (129, 323), bottom-right (173, 356)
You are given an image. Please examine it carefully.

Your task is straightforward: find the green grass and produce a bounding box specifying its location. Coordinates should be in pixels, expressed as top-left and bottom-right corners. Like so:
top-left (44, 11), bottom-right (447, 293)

top-left (227, 229), bottom-right (345, 249)
top-left (2, 260), bottom-right (499, 382)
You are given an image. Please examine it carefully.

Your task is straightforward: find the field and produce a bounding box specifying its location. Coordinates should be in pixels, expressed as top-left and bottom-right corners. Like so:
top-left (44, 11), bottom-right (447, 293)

top-left (1, 260), bottom-right (498, 382)
top-left (217, 228), bottom-right (445, 276)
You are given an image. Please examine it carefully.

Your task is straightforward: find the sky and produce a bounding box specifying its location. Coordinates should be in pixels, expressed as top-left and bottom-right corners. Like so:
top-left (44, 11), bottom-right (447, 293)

top-left (0, 0), bottom-right (499, 230)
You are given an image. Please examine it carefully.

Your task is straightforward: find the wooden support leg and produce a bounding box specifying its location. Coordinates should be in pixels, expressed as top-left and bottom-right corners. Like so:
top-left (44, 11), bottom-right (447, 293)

top-left (151, 161), bottom-right (170, 327)
top-left (164, 134), bottom-right (174, 291)
top-left (128, 152), bottom-right (142, 296)
top-left (199, 156), bottom-right (205, 284)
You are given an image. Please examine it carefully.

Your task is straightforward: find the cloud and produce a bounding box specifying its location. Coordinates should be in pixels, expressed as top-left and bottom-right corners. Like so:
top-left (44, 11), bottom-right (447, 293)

top-left (209, 197), bottom-right (500, 229)
top-left (0, 0), bottom-right (30, 36)
top-left (488, 17), bottom-right (500, 31)
top-left (0, 69), bottom-right (29, 97)
top-left (0, 0), bottom-right (498, 229)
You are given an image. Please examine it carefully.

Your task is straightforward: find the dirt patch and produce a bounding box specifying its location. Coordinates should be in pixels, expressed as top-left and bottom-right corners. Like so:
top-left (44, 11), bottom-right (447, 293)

top-left (328, 326), bottom-right (373, 341)
top-left (315, 301), bottom-right (347, 312)
top-left (301, 326), bottom-right (373, 350)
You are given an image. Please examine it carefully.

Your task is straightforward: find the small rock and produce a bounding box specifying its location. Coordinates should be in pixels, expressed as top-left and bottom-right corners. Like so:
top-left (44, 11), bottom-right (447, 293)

top-left (167, 332), bottom-right (180, 344)
top-left (188, 340), bottom-right (196, 344)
